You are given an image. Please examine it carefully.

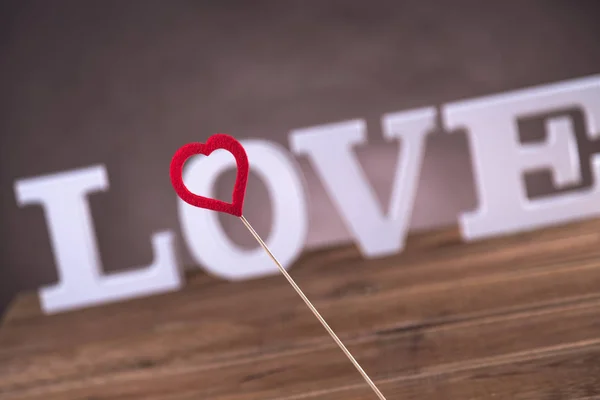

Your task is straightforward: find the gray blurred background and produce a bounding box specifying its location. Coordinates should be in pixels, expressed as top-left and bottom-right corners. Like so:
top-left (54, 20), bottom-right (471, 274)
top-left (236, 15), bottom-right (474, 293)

top-left (1, 0), bottom-right (599, 316)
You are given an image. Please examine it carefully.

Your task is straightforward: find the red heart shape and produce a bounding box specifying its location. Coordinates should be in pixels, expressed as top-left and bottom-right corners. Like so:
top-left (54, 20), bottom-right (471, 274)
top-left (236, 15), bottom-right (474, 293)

top-left (170, 134), bottom-right (249, 217)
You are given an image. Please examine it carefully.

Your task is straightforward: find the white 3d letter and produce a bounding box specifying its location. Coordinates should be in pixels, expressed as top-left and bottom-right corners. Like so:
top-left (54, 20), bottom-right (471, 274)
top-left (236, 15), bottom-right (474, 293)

top-left (14, 165), bottom-right (182, 314)
top-left (290, 108), bottom-right (436, 258)
top-left (178, 140), bottom-right (308, 280)
top-left (444, 74), bottom-right (600, 240)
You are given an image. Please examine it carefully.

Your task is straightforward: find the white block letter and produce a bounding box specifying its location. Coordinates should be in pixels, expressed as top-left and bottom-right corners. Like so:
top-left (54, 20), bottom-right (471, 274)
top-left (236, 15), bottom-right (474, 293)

top-left (290, 108), bottom-right (435, 258)
top-left (443, 74), bottom-right (600, 240)
top-left (178, 140), bottom-right (308, 280)
top-left (14, 165), bottom-right (183, 314)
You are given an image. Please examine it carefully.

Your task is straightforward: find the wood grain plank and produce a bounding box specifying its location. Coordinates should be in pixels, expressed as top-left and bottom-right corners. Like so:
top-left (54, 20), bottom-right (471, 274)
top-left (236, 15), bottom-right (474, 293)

top-left (4, 218), bottom-right (600, 326)
top-left (3, 290), bottom-right (600, 399)
top-left (3, 220), bottom-right (600, 349)
top-left (0, 265), bottom-right (600, 387)
top-left (3, 219), bottom-right (600, 399)
top-left (277, 344), bottom-right (600, 400)
top-left (2, 243), bottom-right (600, 392)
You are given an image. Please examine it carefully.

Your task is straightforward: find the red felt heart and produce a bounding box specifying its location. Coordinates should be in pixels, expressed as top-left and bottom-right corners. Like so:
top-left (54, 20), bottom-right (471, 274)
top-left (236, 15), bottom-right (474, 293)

top-left (170, 134), bottom-right (249, 217)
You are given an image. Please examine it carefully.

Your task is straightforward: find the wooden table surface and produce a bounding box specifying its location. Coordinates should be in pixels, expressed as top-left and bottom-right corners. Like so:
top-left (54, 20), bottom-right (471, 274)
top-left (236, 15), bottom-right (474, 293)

top-left (2, 220), bottom-right (600, 399)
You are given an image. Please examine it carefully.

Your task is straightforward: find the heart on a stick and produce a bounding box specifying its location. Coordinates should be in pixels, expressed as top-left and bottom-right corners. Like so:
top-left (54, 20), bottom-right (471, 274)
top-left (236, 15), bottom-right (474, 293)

top-left (169, 134), bottom-right (249, 217)
top-left (169, 133), bottom-right (387, 399)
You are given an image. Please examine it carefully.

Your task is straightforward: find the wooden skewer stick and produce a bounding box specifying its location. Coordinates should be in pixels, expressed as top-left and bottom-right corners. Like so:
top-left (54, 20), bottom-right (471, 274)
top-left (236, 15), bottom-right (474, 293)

top-left (239, 215), bottom-right (387, 400)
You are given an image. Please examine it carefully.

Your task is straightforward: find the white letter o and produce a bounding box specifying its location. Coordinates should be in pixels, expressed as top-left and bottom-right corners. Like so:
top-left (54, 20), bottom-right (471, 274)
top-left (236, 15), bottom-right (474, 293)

top-left (178, 140), bottom-right (308, 280)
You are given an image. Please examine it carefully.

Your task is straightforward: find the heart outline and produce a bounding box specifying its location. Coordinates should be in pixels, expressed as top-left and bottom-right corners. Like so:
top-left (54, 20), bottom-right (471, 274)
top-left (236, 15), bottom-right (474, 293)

top-left (170, 134), bottom-right (249, 217)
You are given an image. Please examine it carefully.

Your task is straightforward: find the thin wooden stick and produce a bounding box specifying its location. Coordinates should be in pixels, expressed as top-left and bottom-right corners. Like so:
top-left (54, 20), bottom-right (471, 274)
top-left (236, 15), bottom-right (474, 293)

top-left (239, 215), bottom-right (387, 400)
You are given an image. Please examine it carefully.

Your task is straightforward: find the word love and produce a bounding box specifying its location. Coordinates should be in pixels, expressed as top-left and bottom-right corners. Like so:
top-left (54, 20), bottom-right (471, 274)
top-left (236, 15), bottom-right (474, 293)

top-left (14, 74), bottom-right (600, 314)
